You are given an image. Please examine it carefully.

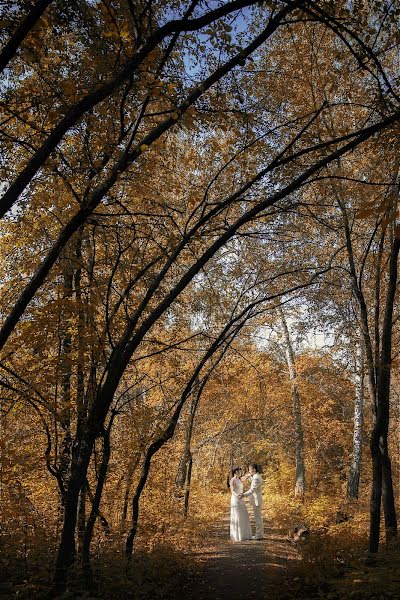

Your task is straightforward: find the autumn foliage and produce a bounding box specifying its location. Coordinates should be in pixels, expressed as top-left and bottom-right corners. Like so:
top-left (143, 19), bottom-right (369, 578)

top-left (1, 0), bottom-right (400, 598)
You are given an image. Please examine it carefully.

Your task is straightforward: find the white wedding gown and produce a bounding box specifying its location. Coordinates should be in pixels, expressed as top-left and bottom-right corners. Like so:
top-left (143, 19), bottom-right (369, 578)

top-left (230, 476), bottom-right (252, 541)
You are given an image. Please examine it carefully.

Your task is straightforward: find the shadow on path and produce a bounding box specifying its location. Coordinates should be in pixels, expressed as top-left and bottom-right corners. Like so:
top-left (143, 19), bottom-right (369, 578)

top-left (183, 520), bottom-right (302, 600)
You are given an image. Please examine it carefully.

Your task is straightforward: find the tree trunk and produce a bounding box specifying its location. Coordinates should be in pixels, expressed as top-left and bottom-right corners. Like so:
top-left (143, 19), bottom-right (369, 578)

top-left (125, 437), bottom-right (166, 557)
top-left (77, 488), bottom-right (86, 556)
top-left (176, 380), bottom-right (200, 501)
top-left (57, 255), bottom-right (74, 508)
top-left (369, 232), bottom-right (400, 551)
top-left (348, 340), bottom-right (364, 499)
top-left (121, 452), bottom-right (141, 528)
top-left (382, 441), bottom-right (397, 543)
top-left (278, 305), bottom-right (305, 497)
top-left (183, 453), bottom-right (193, 518)
top-left (82, 428), bottom-right (111, 573)
top-left (85, 480), bottom-right (110, 535)
top-left (338, 190), bottom-right (398, 551)
top-left (0, 0), bottom-right (55, 73)
top-left (369, 427), bottom-right (383, 553)
top-left (125, 334), bottom-right (231, 556)
top-left (74, 231), bottom-right (86, 428)
top-left (53, 429), bottom-right (95, 593)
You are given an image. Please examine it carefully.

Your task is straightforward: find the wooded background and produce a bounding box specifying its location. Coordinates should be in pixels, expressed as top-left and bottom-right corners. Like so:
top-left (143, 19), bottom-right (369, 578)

top-left (1, 0), bottom-right (400, 597)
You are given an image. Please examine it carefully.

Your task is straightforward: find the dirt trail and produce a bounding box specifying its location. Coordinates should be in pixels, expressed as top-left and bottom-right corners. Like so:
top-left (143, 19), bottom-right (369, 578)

top-left (184, 520), bottom-right (303, 600)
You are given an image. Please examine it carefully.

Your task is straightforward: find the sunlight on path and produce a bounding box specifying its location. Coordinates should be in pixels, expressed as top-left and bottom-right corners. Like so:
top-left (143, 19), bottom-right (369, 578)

top-left (184, 520), bottom-right (301, 600)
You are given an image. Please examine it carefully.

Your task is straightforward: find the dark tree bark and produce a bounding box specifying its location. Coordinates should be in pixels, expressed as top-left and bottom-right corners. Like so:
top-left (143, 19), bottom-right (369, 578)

top-left (0, 0), bottom-right (283, 219)
top-left (121, 452), bottom-right (142, 528)
top-left (77, 487), bottom-right (86, 556)
top-left (82, 426), bottom-right (112, 574)
top-left (337, 186), bottom-right (399, 551)
top-left (0, 0), bottom-right (54, 73)
top-left (278, 305), bottom-right (305, 497)
top-left (85, 480), bottom-right (110, 536)
top-left (75, 231), bottom-right (89, 557)
top-left (175, 379), bottom-right (200, 501)
top-left (57, 254), bottom-right (74, 504)
top-left (369, 232), bottom-right (400, 551)
top-left (53, 428), bottom-right (95, 594)
top-left (74, 231), bottom-right (86, 427)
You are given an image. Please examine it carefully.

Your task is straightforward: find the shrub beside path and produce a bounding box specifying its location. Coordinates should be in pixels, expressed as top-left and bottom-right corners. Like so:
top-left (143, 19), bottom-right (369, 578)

top-left (180, 517), bottom-right (400, 600)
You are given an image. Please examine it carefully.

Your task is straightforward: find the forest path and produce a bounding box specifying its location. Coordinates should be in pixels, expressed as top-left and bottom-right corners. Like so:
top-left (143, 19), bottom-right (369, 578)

top-left (183, 519), bottom-right (305, 600)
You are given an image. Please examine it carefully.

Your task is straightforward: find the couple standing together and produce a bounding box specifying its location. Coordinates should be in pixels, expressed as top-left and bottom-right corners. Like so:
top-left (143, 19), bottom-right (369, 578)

top-left (229, 463), bottom-right (264, 542)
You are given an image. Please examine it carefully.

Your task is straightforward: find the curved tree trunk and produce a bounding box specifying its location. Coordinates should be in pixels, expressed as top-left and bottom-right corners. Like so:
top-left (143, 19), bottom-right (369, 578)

top-left (121, 452), bottom-right (142, 528)
top-left (176, 378), bottom-right (200, 503)
top-left (85, 480), bottom-right (111, 535)
top-left (82, 427), bottom-right (112, 575)
top-left (126, 324), bottom-right (240, 556)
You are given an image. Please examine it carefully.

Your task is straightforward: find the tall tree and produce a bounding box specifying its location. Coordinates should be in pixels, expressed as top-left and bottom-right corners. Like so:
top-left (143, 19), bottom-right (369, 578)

top-left (348, 336), bottom-right (364, 500)
top-left (278, 305), bottom-right (306, 498)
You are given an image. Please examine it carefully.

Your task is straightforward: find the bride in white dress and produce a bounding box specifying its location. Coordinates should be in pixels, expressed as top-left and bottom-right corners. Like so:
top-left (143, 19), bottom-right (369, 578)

top-left (229, 467), bottom-right (252, 541)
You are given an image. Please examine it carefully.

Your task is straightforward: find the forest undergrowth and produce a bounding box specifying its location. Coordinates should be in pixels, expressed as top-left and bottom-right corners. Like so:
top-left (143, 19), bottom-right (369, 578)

top-left (1, 486), bottom-right (399, 600)
top-left (267, 492), bottom-right (400, 600)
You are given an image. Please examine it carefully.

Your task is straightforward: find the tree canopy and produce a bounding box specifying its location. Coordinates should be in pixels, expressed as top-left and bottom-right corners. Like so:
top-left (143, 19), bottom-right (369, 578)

top-left (1, 1), bottom-right (400, 598)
